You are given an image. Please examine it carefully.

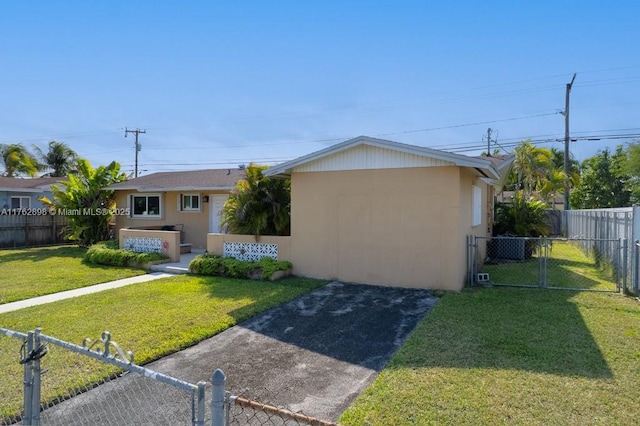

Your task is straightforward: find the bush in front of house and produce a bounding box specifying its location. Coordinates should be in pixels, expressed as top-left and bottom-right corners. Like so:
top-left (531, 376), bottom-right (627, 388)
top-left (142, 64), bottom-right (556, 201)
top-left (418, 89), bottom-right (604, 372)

top-left (84, 241), bottom-right (169, 267)
top-left (189, 254), bottom-right (292, 280)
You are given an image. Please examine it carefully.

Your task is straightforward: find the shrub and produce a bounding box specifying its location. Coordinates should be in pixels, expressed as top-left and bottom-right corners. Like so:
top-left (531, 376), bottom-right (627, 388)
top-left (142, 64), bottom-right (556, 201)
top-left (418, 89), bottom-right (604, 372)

top-left (84, 241), bottom-right (168, 267)
top-left (257, 257), bottom-right (292, 279)
top-left (189, 255), bottom-right (292, 280)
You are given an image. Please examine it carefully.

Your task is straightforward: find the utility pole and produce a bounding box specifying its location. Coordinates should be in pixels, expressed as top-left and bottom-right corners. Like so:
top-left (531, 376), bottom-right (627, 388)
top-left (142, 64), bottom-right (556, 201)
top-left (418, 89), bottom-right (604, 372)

top-left (563, 74), bottom-right (576, 211)
top-left (124, 128), bottom-right (146, 178)
top-left (486, 128), bottom-right (493, 156)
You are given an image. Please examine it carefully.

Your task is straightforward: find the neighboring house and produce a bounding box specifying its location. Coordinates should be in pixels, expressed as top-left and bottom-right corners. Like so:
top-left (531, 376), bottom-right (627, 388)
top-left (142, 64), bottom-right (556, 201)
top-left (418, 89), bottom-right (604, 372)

top-left (263, 136), bottom-right (514, 291)
top-left (106, 168), bottom-right (245, 250)
top-left (0, 176), bottom-right (65, 210)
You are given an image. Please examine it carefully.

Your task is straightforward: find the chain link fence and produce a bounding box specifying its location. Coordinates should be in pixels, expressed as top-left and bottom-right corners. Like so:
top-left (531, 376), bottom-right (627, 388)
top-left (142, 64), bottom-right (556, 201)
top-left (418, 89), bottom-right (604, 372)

top-left (0, 327), bottom-right (206, 426)
top-left (469, 236), bottom-right (624, 292)
top-left (0, 331), bottom-right (26, 425)
top-left (1, 329), bottom-right (339, 426)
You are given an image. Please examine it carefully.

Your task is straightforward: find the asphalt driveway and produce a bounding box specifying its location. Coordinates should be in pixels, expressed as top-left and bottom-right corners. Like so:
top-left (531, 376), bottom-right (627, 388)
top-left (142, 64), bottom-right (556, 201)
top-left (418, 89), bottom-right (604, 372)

top-left (40, 281), bottom-right (438, 424)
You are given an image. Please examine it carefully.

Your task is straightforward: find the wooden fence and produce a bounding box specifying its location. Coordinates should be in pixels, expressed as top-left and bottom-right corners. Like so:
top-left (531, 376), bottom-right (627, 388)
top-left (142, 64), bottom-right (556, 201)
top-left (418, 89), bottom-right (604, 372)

top-left (0, 215), bottom-right (70, 248)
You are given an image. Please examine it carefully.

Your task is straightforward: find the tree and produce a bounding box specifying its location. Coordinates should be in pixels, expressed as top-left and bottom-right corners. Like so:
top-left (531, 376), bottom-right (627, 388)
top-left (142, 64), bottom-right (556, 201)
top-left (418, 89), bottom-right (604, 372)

top-left (221, 164), bottom-right (291, 237)
top-left (512, 140), bottom-right (553, 200)
top-left (570, 147), bottom-right (630, 209)
top-left (620, 141), bottom-right (640, 204)
top-left (0, 143), bottom-right (42, 177)
top-left (40, 159), bottom-right (127, 246)
top-left (34, 141), bottom-right (78, 177)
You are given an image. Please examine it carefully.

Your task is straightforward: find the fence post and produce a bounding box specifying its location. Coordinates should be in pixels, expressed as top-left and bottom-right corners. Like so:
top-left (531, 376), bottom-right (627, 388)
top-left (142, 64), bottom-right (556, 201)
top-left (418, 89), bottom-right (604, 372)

top-left (23, 330), bottom-right (35, 425)
top-left (31, 328), bottom-right (43, 426)
top-left (194, 381), bottom-right (206, 426)
top-left (211, 369), bottom-right (226, 426)
top-left (635, 241), bottom-right (640, 295)
top-left (621, 238), bottom-right (628, 293)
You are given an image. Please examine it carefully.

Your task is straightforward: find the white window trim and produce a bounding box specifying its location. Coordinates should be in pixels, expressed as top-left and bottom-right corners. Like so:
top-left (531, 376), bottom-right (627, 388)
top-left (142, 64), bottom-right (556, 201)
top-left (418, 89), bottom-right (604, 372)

top-left (472, 185), bottom-right (482, 227)
top-left (11, 196), bottom-right (31, 209)
top-left (130, 193), bottom-right (163, 219)
top-left (179, 193), bottom-right (201, 212)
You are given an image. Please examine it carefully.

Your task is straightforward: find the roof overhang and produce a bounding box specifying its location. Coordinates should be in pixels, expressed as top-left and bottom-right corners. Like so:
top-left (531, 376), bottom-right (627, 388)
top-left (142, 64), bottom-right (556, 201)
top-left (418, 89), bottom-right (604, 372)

top-left (103, 185), bottom-right (236, 192)
top-left (265, 135), bottom-right (501, 180)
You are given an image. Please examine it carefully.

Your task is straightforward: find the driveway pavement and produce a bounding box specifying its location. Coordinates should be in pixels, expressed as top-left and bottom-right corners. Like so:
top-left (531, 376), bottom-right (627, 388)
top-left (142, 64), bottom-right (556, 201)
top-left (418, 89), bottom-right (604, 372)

top-left (39, 281), bottom-right (438, 424)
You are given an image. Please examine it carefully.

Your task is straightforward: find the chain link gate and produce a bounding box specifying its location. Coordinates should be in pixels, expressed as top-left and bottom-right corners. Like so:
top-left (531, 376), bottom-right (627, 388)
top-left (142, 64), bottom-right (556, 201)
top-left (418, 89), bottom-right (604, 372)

top-left (468, 236), bottom-right (626, 292)
top-left (0, 327), bottom-right (206, 425)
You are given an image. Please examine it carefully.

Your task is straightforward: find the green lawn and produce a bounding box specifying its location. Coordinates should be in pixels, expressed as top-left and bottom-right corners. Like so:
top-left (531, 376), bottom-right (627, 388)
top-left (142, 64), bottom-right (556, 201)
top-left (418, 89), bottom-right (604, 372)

top-left (482, 240), bottom-right (619, 291)
top-left (340, 287), bottom-right (640, 425)
top-left (0, 245), bottom-right (146, 304)
top-left (0, 274), bottom-right (327, 421)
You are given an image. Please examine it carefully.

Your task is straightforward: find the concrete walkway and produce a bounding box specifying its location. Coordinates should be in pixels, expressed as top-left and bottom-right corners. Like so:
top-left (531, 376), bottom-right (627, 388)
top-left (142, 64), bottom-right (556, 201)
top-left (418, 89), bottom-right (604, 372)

top-left (148, 251), bottom-right (201, 274)
top-left (0, 272), bottom-right (173, 314)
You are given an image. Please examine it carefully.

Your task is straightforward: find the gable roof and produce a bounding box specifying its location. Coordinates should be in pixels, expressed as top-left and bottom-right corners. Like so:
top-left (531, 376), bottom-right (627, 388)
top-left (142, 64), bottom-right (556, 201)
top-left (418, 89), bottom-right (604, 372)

top-left (473, 153), bottom-right (516, 192)
top-left (104, 168), bottom-right (246, 192)
top-left (0, 176), bottom-right (66, 193)
top-left (265, 136), bottom-right (502, 179)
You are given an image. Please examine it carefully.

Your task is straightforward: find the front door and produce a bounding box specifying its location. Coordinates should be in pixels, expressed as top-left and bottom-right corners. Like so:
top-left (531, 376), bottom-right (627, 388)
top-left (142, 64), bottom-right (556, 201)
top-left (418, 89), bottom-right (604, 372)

top-left (209, 194), bottom-right (228, 233)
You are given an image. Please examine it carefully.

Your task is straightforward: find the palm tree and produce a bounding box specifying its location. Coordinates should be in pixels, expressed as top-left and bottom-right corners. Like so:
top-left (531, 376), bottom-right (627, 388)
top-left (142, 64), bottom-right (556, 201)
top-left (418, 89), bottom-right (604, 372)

top-left (0, 143), bottom-right (42, 177)
top-left (221, 164), bottom-right (291, 237)
top-left (513, 140), bottom-right (553, 199)
top-left (34, 141), bottom-right (78, 177)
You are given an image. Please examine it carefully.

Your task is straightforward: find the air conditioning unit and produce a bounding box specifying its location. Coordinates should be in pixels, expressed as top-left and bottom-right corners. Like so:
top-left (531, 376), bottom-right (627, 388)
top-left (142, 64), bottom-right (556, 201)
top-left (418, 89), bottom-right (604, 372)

top-left (476, 273), bottom-right (490, 282)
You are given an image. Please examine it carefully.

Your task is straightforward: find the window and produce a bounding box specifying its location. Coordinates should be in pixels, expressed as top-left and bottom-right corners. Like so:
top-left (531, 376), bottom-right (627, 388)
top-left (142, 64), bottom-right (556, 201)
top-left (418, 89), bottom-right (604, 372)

top-left (180, 194), bottom-right (200, 212)
top-left (11, 196), bottom-right (30, 209)
top-left (131, 194), bottom-right (162, 218)
top-left (472, 185), bottom-right (482, 227)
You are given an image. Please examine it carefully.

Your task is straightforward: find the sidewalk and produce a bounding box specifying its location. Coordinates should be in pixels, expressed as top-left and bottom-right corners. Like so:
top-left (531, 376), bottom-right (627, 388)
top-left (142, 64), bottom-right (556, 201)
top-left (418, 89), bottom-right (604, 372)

top-left (0, 272), bottom-right (173, 314)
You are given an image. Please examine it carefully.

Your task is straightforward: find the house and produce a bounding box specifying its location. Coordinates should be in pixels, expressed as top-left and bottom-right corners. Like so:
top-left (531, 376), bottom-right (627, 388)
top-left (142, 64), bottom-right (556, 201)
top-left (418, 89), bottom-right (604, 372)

top-left (260, 136), bottom-right (514, 291)
top-left (107, 168), bottom-right (245, 250)
top-left (0, 176), bottom-right (65, 210)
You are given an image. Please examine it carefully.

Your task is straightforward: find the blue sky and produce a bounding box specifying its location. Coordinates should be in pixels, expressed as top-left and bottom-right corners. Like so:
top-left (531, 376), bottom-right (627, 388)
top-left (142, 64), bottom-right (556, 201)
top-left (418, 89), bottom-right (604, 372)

top-left (2, 1), bottom-right (639, 176)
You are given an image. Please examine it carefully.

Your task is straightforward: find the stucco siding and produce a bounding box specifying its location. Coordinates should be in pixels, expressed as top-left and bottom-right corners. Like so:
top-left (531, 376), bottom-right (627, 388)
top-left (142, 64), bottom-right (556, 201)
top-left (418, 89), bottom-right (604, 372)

top-left (113, 190), bottom-right (229, 250)
top-left (290, 167), bottom-right (465, 290)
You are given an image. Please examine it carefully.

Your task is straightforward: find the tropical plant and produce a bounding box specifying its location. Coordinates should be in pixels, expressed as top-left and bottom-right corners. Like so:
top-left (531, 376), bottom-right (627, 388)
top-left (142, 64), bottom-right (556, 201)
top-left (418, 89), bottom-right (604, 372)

top-left (39, 159), bottom-right (127, 246)
top-left (493, 191), bottom-right (549, 237)
top-left (570, 147), bottom-right (630, 209)
top-left (221, 164), bottom-right (291, 237)
top-left (0, 143), bottom-right (42, 177)
top-left (34, 141), bottom-right (78, 177)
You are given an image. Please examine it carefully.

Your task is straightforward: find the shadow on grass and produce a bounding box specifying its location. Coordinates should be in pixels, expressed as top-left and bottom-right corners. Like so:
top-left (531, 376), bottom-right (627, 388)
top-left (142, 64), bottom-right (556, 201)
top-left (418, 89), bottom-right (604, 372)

top-left (0, 245), bottom-right (85, 263)
top-left (387, 287), bottom-right (613, 379)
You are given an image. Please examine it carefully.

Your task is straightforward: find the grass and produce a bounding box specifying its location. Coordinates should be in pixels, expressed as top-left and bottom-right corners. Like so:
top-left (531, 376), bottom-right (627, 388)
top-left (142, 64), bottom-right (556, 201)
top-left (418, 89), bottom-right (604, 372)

top-left (482, 240), bottom-right (619, 291)
top-left (0, 245), bottom-right (146, 304)
top-left (340, 287), bottom-right (640, 425)
top-left (0, 274), bottom-right (327, 421)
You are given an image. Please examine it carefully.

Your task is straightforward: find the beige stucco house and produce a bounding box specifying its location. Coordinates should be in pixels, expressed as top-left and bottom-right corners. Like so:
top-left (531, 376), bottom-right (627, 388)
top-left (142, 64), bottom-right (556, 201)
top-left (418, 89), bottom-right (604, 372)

top-left (261, 136), bottom-right (513, 291)
top-left (107, 168), bottom-right (245, 250)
